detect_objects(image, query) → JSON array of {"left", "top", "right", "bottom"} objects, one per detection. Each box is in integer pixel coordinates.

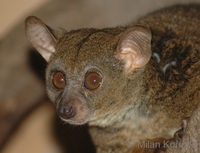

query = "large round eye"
[
  {"left": 84, "top": 72, "right": 102, "bottom": 90},
  {"left": 52, "top": 71, "right": 66, "bottom": 89}
]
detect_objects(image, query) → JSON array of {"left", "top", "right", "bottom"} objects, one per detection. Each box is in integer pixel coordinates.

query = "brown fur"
[
  {"left": 164, "top": 102, "right": 200, "bottom": 153},
  {"left": 25, "top": 4, "right": 200, "bottom": 153}
]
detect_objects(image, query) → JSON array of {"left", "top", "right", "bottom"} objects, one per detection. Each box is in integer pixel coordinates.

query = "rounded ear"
[
  {"left": 25, "top": 16, "right": 58, "bottom": 62},
  {"left": 116, "top": 25, "right": 152, "bottom": 74}
]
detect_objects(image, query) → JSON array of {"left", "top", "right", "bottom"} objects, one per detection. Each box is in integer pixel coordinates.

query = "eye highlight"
[
  {"left": 84, "top": 72, "right": 102, "bottom": 90},
  {"left": 52, "top": 71, "right": 66, "bottom": 89}
]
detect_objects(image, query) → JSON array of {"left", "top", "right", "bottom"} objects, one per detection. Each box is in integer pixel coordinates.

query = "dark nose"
[{"left": 57, "top": 104, "right": 75, "bottom": 119}]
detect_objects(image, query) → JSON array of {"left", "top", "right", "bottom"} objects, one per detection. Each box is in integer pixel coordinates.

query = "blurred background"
[
  {"left": 0, "top": 0, "right": 50, "bottom": 39},
  {"left": 0, "top": 0, "right": 199, "bottom": 153}
]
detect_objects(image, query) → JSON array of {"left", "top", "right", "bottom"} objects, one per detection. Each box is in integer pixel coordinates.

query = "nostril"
[
  {"left": 58, "top": 104, "right": 75, "bottom": 119},
  {"left": 63, "top": 105, "right": 72, "bottom": 114}
]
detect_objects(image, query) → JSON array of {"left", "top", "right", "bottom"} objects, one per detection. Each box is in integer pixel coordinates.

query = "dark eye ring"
[
  {"left": 52, "top": 71, "right": 66, "bottom": 89},
  {"left": 84, "top": 71, "right": 102, "bottom": 90}
]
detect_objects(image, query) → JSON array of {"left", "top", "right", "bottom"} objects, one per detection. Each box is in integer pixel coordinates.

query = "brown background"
[{"left": 0, "top": 0, "right": 50, "bottom": 39}]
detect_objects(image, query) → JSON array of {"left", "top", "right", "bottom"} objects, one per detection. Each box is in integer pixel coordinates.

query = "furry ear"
[
  {"left": 116, "top": 25, "right": 152, "bottom": 74},
  {"left": 25, "top": 16, "right": 58, "bottom": 62}
]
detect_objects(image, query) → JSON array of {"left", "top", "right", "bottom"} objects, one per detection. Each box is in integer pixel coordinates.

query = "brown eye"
[
  {"left": 52, "top": 71, "right": 66, "bottom": 89},
  {"left": 84, "top": 72, "right": 102, "bottom": 90}
]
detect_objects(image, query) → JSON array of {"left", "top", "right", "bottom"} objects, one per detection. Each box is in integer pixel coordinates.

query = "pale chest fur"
[{"left": 89, "top": 105, "right": 181, "bottom": 153}]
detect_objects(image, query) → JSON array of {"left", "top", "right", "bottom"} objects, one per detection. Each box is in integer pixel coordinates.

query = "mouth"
[
  {"left": 59, "top": 116, "right": 89, "bottom": 125},
  {"left": 58, "top": 112, "right": 94, "bottom": 125}
]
